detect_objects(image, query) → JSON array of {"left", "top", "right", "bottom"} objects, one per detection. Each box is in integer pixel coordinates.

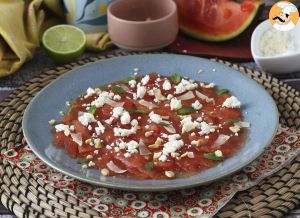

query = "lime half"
[{"left": 42, "top": 25, "right": 86, "bottom": 63}]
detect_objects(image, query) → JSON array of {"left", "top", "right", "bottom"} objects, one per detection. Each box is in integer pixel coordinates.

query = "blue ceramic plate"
[{"left": 23, "top": 54, "right": 278, "bottom": 191}]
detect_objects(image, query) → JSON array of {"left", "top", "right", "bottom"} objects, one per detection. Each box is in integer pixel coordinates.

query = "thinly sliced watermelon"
[{"left": 176, "top": 0, "right": 261, "bottom": 42}]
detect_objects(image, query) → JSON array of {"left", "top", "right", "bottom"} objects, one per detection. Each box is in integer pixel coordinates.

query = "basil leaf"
[
  {"left": 226, "top": 118, "right": 239, "bottom": 123},
  {"left": 203, "top": 153, "right": 224, "bottom": 161},
  {"left": 159, "top": 121, "right": 170, "bottom": 127},
  {"left": 76, "top": 158, "right": 87, "bottom": 164},
  {"left": 122, "top": 75, "right": 136, "bottom": 83},
  {"left": 177, "top": 106, "right": 196, "bottom": 115},
  {"left": 171, "top": 73, "right": 181, "bottom": 84},
  {"left": 112, "top": 85, "right": 127, "bottom": 94},
  {"left": 88, "top": 105, "right": 97, "bottom": 115},
  {"left": 126, "top": 109, "right": 149, "bottom": 114},
  {"left": 145, "top": 162, "right": 154, "bottom": 170},
  {"left": 217, "top": 89, "right": 229, "bottom": 95}
]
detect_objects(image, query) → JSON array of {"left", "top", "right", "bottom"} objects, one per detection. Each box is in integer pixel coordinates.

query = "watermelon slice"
[{"left": 175, "top": 0, "right": 261, "bottom": 42}]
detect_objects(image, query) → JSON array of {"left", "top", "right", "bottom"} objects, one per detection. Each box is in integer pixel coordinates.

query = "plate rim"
[{"left": 22, "top": 54, "right": 279, "bottom": 191}]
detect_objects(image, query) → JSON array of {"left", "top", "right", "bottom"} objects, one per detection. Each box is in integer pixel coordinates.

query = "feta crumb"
[
  {"left": 88, "top": 125, "right": 92, "bottom": 130},
  {"left": 199, "top": 121, "right": 215, "bottom": 135},
  {"left": 120, "top": 111, "right": 131, "bottom": 125},
  {"left": 222, "top": 96, "right": 241, "bottom": 108},
  {"left": 136, "top": 86, "right": 146, "bottom": 99},
  {"left": 71, "top": 133, "right": 82, "bottom": 146},
  {"left": 55, "top": 124, "right": 70, "bottom": 136},
  {"left": 167, "top": 94, "right": 174, "bottom": 100},
  {"left": 95, "top": 121, "right": 105, "bottom": 135},
  {"left": 170, "top": 98, "right": 182, "bottom": 111},
  {"left": 159, "top": 135, "right": 184, "bottom": 162},
  {"left": 215, "top": 150, "right": 223, "bottom": 157},
  {"left": 229, "top": 125, "right": 241, "bottom": 133},
  {"left": 78, "top": 112, "right": 97, "bottom": 126},
  {"left": 128, "top": 80, "right": 136, "bottom": 88},
  {"left": 192, "top": 100, "right": 203, "bottom": 110},
  {"left": 163, "top": 80, "right": 172, "bottom": 90},
  {"left": 85, "top": 87, "right": 96, "bottom": 98},
  {"left": 147, "top": 89, "right": 155, "bottom": 96},
  {"left": 141, "top": 75, "right": 150, "bottom": 85},
  {"left": 88, "top": 161, "right": 95, "bottom": 167},
  {"left": 180, "top": 116, "right": 199, "bottom": 133},
  {"left": 191, "top": 132, "right": 196, "bottom": 136},
  {"left": 174, "top": 79, "right": 198, "bottom": 94},
  {"left": 49, "top": 119, "right": 56, "bottom": 125},
  {"left": 113, "top": 95, "right": 121, "bottom": 100},
  {"left": 112, "top": 107, "right": 124, "bottom": 118},
  {"left": 149, "top": 112, "right": 162, "bottom": 124},
  {"left": 205, "top": 135, "right": 209, "bottom": 139}
]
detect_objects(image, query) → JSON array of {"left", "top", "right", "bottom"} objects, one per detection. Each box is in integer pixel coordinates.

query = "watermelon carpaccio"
[{"left": 175, "top": 0, "right": 261, "bottom": 41}]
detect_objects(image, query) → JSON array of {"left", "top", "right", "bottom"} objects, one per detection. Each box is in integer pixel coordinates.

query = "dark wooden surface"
[{"left": 0, "top": 49, "right": 299, "bottom": 217}]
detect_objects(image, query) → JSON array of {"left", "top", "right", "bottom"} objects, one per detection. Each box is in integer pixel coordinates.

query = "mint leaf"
[
  {"left": 171, "top": 73, "right": 181, "bottom": 84},
  {"left": 88, "top": 105, "right": 97, "bottom": 115},
  {"left": 217, "top": 89, "right": 229, "bottom": 95},
  {"left": 203, "top": 153, "right": 224, "bottom": 161},
  {"left": 112, "top": 85, "right": 127, "bottom": 94},
  {"left": 159, "top": 121, "right": 170, "bottom": 127},
  {"left": 76, "top": 158, "right": 87, "bottom": 164},
  {"left": 177, "top": 106, "right": 196, "bottom": 115},
  {"left": 126, "top": 109, "right": 149, "bottom": 114},
  {"left": 122, "top": 75, "right": 136, "bottom": 83},
  {"left": 226, "top": 118, "right": 239, "bottom": 123},
  {"left": 145, "top": 162, "right": 154, "bottom": 170}
]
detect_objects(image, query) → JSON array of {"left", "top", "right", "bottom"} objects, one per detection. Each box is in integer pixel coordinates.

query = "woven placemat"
[{"left": 0, "top": 51, "right": 299, "bottom": 218}]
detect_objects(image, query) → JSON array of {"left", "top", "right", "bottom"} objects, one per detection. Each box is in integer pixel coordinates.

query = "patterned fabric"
[{"left": 2, "top": 125, "right": 300, "bottom": 217}]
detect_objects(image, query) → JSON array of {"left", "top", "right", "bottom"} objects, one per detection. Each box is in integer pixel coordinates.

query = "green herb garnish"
[
  {"left": 159, "top": 121, "right": 170, "bottom": 127},
  {"left": 145, "top": 162, "right": 154, "bottom": 170},
  {"left": 171, "top": 73, "right": 181, "bottom": 84},
  {"left": 122, "top": 75, "right": 136, "bottom": 83},
  {"left": 203, "top": 153, "right": 224, "bottom": 161},
  {"left": 126, "top": 109, "right": 149, "bottom": 114},
  {"left": 177, "top": 106, "right": 196, "bottom": 115},
  {"left": 88, "top": 105, "right": 97, "bottom": 115},
  {"left": 217, "top": 89, "right": 229, "bottom": 95},
  {"left": 226, "top": 118, "right": 239, "bottom": 123},
  {"left": 76, "top": 158, "right": 87, "bottom": 164},
  {"left": 112, "top": 85, "right": 127, "bottom": 94}
]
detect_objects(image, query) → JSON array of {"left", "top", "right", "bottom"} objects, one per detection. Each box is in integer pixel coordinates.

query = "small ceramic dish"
[
  {"left": 251, "top": 20, "right": 300, "bottom": 74},
  {"left": 107, "top": 0, "right": 178, "bottom": 51}
]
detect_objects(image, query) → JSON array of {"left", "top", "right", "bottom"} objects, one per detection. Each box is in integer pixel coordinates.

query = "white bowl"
[{"left": 251, "top": 20, "right": 300, "bottom": 74}]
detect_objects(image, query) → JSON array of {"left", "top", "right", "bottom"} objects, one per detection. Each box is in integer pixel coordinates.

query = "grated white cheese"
[
  {"left": 199, "top": 121, "right": 215, "bottom": 135},
  {"left": 120, "top": 111, "right": 131, "bottom": 125},
  {"left": 136, "top": 85, "right": 146, "bottom": 99},
  {"left": 222, "top": 96, "right": 241, "bottom": 108},
  {"left": 180, "top": 116, "right": 199, "bottom": 133}
]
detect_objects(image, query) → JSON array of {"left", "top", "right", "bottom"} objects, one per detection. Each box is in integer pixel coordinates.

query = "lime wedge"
[{"left": 42, "top": 25, "right": 86, "bottom": 63}]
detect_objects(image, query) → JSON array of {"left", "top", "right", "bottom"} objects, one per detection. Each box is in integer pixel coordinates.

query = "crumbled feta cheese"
[
  {"left": 88, "top": 125, "right": 92, "bottom": 130},
  {"left": 95, "top": 121, "right": 105, "bottom": 135},
  {"left": 192, "top": 100, "right": 203, "bottom": 110},
  {"left": 85, "top": 87, "right": 96, "bottom": 98},
  {"left": 91, "top": 91, "right": 112, "bottom": 108},
  {"left": 88, "top": 161, "right": 95, "bottom": 167},
  {"left": 154, "top": 89, "right": 166, "bottom": 102},
  {"left": 48, "top": 119, "right": 56, "bottom": 125},
  {"left": 149, "top": 112, "right": 162, "bottom": 124},
  {"left": 170, "top": 98, "right": 182, "bottom": 111},
  {"left": 118, "top": 140, "right": 139, "bottom": 156},
  {"left": 106, "top": 145, "right": 112, "bottom": 150},
  {"left": 167, "top": 94, "right": 174, "bottom": 100},
  {"left": 159, "top": 136, "right": 184, "bottom": 162},
  {"left": 191, "top": 132, "right": 196, "bottom": 136},
  {"left": 55, "top": 124, "right": 70, "bottom": 136},
  {"left": 78, "top": 112, "right": 97, "bottom": 126},
  {"left": 191, "top": 140, "right": 199, "bottom": 146},
  {"left": 199, "top": 121, "right": 215, "bottom": 135},
  {"left": 120, "top": 111, "right": 131, "bottom": 125},
  {"left": 229, "top": 125, "right": 241, "bottom": 133},
  {"left": 71, "top": 133, "right": 82, "bottom": 146},
  {"left": 141, "top": 75, "right": 150, "bottom": 85},
  {"left": 222, "top": 96, "right": 241, "bottom": 108},
  {"left": 200, "top": 83, "right": 215, "bottom": 88},
  {"left": 147, "top": 89, "right": 155, "bottom": 96},
  {"left": 215, "top": 150, "right": 223, "bottom": 157},
  {"left": 168, "top": 134, "right": 181, "bottom": 141},
  {"left": 174, "top": 79, "right": 198, "bottom": 94},
  {"left": 113, "top": 95, "right": 121, "bottom": 100},
  {"left": 205, "top": 135, "right": 209, "bottom": 139},
  {"left": 136, "top": 86, "right": 146, "bottom": 99},
  {"left": 180, "top": 116, "right": 199, "bottom": 133},
  {"left": 105, "top": 117, "right": 113, "bottom": 125},
  {"left": 113, "top": 120, "right": 139, "bottom": 137},
  {"left": 163, "top": 80, "right": 171, "bottom": 90},
  {"left": 128, "top": 80, "right": 136, "bottom": 88},
  {"left": 112, "top": 107, "right": 124, "bottom": 118}
]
